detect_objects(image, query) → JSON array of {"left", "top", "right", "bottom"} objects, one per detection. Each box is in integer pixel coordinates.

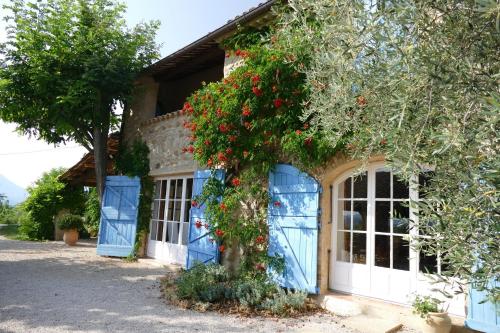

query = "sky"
[{"left": 0, "top": 0, "right": 263, "bottom": 189}]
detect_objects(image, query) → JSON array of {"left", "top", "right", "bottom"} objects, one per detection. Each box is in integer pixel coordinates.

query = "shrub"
[
  {"left": 175, "top": 263, "right": 230, "bottom": 302},
  {"left": 57, "top": 214, "right": 84, "bottom": 230},
  {"left": 261, "top": 288, "right": 307, "bottom": 315},
  {"left": 233, "top": 279, "right": 274, "bottom": 308},
  {"left": 83, "top": 188, "right": 100, "bottom": 237},
  {"left": 168, "top": 263, "right": 311, "bottom": 316},
  {"left": 21, "top": 168, "right": 85, "bottom": 240}
]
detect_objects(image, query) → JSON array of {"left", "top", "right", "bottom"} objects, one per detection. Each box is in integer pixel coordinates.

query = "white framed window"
[
  {"left": 150, "top": 176, "right": 193, "bottom": 246},
  {"left": 333, "top": 164, "right": 442, "bottom": 274}
]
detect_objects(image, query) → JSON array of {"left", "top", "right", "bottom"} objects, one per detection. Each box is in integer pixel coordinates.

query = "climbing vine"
[{"left": 183, "top": 32, "right": 341, "bottom": 274}]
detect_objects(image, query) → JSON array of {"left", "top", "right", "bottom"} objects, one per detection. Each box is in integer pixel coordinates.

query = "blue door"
[
  {"left": 186, "top": 169, "right": 225, "bottom": 269},
  {"left": 268, "top": 164, "right": 320, "bottom": 293},
  {"left": 97, "top": 176, "right": 141, "bottom": 257}
]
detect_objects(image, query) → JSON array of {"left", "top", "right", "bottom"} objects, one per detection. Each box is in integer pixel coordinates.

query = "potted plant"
[
  {"left": 412, "top": 295, "right": 452, "bottom": 333},
  {"left": 57, "top": 214, "right": 83, "bottom": 246}
]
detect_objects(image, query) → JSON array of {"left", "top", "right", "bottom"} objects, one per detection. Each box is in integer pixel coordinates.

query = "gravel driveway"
[{"left": 0, "top": 236, "right": 357, "bottom": 333}]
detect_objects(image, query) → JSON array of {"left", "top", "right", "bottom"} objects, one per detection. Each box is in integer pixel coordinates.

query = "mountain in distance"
[{"left": 0, "top": 175, "right": 28, "bottom": 205}]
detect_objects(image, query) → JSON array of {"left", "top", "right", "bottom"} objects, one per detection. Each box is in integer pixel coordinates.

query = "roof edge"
[{"left": 144, "top": 0, "right": 276, "bottom": 76}]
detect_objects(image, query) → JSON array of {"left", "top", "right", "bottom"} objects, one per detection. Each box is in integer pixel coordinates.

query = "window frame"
[{"left": 150, "top": 175, "right": 194, "bottom": 247}]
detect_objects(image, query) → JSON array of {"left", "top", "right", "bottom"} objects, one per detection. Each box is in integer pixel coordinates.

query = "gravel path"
[{"left": 0, "top": 236, "right": 358, "bottom": 333}]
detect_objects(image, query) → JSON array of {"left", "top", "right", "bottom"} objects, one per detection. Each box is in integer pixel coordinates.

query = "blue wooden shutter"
[
  {"left": 466, "top": 280, "right": 500, "bottom": 332},
  {"left": 268, "top": 164, "right": 320, "bottom": 294},
  {"left": 97, "top": 176, "right": 141, "bottom": 257},
  {"left": 186, "top": 169, "right": 225, "bottom": 269}
]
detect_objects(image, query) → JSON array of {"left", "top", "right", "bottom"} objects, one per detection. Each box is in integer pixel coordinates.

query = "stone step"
[{"left": 316, "top": 292, "right": 475, "bottom": 333}]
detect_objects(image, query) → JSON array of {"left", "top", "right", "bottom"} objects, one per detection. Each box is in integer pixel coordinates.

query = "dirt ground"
[{"left": 0, "top": 236, "right": 360, "bottom": 333}]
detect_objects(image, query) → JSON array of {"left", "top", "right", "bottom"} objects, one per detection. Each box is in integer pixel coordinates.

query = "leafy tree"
[
  {"left": 277, "top": 0, "right": 499, "bottom": 297},
  {"left": 0, "top": 0, "right": 160, "bottom": 199},
  {"left": 20, "top": 168, "right": 85, "bottom": 240}
]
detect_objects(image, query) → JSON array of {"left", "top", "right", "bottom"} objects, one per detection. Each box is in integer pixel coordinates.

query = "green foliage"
[
  {"left": 173, "top": 263, "right": 308, "bottom": 316},
  {"left": 115, "top": 140, "right": 151, "bottom": 178},
  {"left": 185, "top": 28, "right": 341, "bottom": 274},
  {"left": 83, "top": 188, "right": 100, "bottom": 237},
  {"left": 0, "top": 198, "right": 26, "bottom": 225},
  {"left": 56, "top": 214, "right": 84, "bottom": 230},
  {"left": 261, "top": 288, "right": 308, "bottom": 315},
  {"left": 0, "top": 0, "right": 160, "bottom": 197},
  {"left": 412, "top": 295, "right": 442, "bottom": 318},
  {"left": 176, "top": 263, "right": 230, "bottom": 302},
  {"left": 114, "top": 139, "right": 153, "bottom": 257},
  {"left": 0, "top": 224, "right": 20, "bottom": 239},
  {"left": 20, "top": 168, "right": 85, "bottom": 240},
  {"left": 232, "top": 279, "right": 275, "bottom": 308},
  {"left": 220, "top": 26, "right": 270, "bottom": 51},
  {"left": 278, "top": 0, "right": 500, "bottom": 298}
]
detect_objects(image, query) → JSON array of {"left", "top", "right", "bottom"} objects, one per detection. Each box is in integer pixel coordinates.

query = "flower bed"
[{"left": 160, "top": 264, "right": 322, "bottom": 317}]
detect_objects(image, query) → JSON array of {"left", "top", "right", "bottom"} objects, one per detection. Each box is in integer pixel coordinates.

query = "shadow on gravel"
[{"left": 0, "top": 238, "right": 254, "bottom": 333}]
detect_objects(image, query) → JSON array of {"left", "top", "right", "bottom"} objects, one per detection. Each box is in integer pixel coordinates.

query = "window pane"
[
  {"left": 174, "top": 202, "right": 181, "bottom": 221},
  {"left": 154, "top": 181, "right": 161, "bottom": 198},
  {"left": 165, "top": 222, "right": 171, "bottom": 242},
  {"left": 171, "top": 222, "right": 180, "bottom": 244},
  {"left": 150, "top": 220, "right": 157, "bottom": 241},
  {"left": 375, "top": 201, "right": 390, "bottom": 232},
  {"left": 336, "top": 232, "right": 350, "bottom": 262},
  {"left": 169, "top": 180, "right": 175, "bottom": 199},
  {"left": 393, "top": 175, "right": 409, "bottom": 199},
  {"left": 339, "top": 178, "right": 351, "bottom": 199},
  {"left": 182, "top": 222, "right": 189, "bottom": 245},
  {"left": 352, "top": 201, "right": 367, "bottom": 231},
  {"left": 375, "top": 235, "right": 390, "bottom": 268},
  {"left": 159, "top": 200, "right": 166, "bottom": 220},
  {"left": 376, "top": 170, "right": 391, "bottom": 198},
  {"left": 352, "top": 233, "right": 366, "bottom": 264},
  {"left": 160, "top": 180, "right": 167, "bottom": 199},
  {"left": 167, "top": 200, "right": 174, "bottom": 220},
  {"left": 184, "top": 201, "right": 191, "bottom": 223},
  {"left": 176, "top": 179, "right": 184, "bottom": 199},
  {"left": 393, "top": 201, "right": 410, "bottom": 234},
  {"left": 152, "top": 200, "right": 159, "bottom": 219},
  {"left": 338, "top": 200, "right": 351, "bottom": 230},
  {"left": 419, "top": 245, "right": 438, "bottom": 274},
  {"left": 186, "top": 178, "right": 193, "bottom": 199},
  {"left": 393, "top": 236, "right": 409, "bottom": 271},
  {"left": 353, "top": 173, "right": 367, "bottom": 198},
  {"left": 157, "top": 221, "right": 164, "bottom": 242}
]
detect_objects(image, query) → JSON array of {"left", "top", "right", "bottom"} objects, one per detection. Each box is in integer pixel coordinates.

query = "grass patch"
[{"left": 0, "top": 224, "right": 21, "bottom": 239}]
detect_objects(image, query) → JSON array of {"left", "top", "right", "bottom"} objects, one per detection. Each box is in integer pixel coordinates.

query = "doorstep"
[
  {"left": 137, "top": 256, "right": 182, "bottom": 271},
  {"left": 314, "top": 292, "right": 477, "bottom": 333}
]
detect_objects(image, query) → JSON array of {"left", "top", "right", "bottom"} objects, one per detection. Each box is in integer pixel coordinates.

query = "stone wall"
[
  {"left": 122, "top": 75, "right": 159, "bottom": 145},
  {"left": 121, "top": 51, "right": 239, "bottom": 177},
  {"left": 139, "top": 111, "right": 197, "bottom": 177}
]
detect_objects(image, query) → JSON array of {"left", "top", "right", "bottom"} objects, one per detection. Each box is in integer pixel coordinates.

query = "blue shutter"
[
  {"left": 97, "top": 176, "right": 141, "bottom": 257},
  {"left": 466, "top": 280, "right": 500, "bottom": 332},
  {"left": 268, "top": 164, "right": 320, "bottom": 294},
  {"left": 186, "top": 169, "right": 225, "bottom": 269}
]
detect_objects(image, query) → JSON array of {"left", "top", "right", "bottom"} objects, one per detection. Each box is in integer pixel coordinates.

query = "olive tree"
[{"left": 277, "top": 0, "right": 499, "bottom": 298}]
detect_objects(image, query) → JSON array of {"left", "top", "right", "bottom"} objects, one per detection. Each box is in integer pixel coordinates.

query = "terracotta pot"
[
  {"left": 420, "top": 312, "right": 452, "bottom": 333},
  {"left": 63, "top": 229, "right": 79, "bottom": 246}
]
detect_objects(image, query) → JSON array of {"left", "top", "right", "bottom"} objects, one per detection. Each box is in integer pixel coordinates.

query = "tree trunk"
[
  {"left": 93, "top": 126, "right": 108, "bottom": 202},
  {"left": 93, "top": 98, "right": 111, "bottom": 203}
]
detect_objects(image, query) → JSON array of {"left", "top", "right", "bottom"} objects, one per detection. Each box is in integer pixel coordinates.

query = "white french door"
[
  {"left": 147, "top": 175, "right": 194, "bottom": 266},
  {"left": 331, "top": 163, "right": 414, "bottom": 304}
]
